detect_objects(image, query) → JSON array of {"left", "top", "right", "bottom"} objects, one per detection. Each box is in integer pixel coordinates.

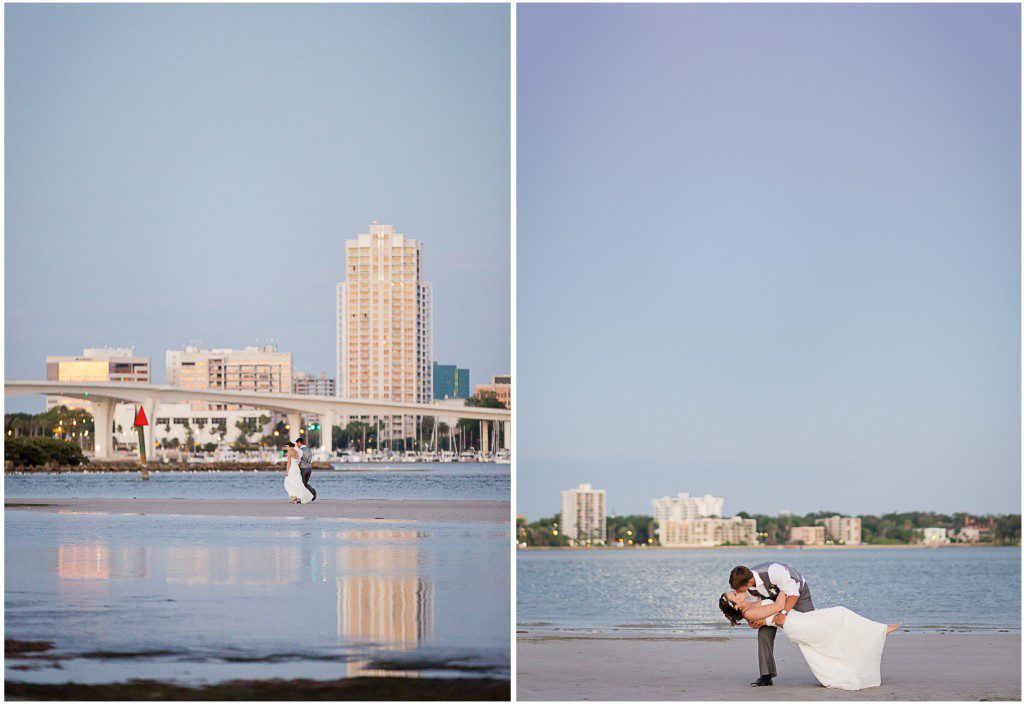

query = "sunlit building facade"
[
  {"left": 560, "top": 483, "right": 606, "bottom": 545},
  {"left": 652, "top": 492, "right": 725, "bottom": 526},
  {"left": 814, "top": 515, "right": 862, "bottom": 545},
  {"left": 474, "top": 374, "right": 510, "bottom": 408},
  {"left": 658, "top": 517, "right": 757, "bottom": 547},
  {"left": 336, "top": 223, "right": 433, "bottom": 440},
  {"left": 45, "top": 347, "right": 150, "bottom": 412}
]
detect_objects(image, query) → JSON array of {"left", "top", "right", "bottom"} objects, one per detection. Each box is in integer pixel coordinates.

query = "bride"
[
  {"left": 719, "top": 591, "right": 900, "bottom": 690},
  {"left": 283, "top": 442, "right": 313, "bottom": 504}
]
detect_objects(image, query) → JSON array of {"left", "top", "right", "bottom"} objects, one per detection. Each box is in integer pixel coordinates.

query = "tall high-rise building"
[
  {"left": 651, "top": 492, "right": 725, "bottom": 526},
  {"left": 560, "top": 483, "right": 607, "bottom": 545},
  {"left": 336, "top": 223, "right": 433, "bottom": 440},
  {"left": 45, "top": 348, "right": 150, "bottom": 411},
  {"left": 433, "top": 362, "right": 470, "bottom": 400}
]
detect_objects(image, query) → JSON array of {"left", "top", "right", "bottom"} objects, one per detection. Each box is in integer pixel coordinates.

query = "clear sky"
[
  {"left": 518, "top": 4, "right": 1020, "bottom": 518},
  {"left": 5, "top": 3, "right": 510, "bottom": 412}
]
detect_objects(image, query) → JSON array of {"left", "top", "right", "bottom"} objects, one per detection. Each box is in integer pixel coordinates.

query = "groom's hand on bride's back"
[{"left": 748, "top": 618, "right": 765, "bottom": 629}]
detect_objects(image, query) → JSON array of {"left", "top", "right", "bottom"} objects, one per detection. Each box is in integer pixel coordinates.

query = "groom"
[
  {"left": 294, "top": 437, "right": 317, "bottom": 502},
  {"left": 729, "top": 562, "right": 814, "bottom": 687}
]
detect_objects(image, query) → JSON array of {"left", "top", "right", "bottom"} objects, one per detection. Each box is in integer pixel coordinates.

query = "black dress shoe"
[{"left": 750, "top": 676, "right": 774, "bottom": 687}]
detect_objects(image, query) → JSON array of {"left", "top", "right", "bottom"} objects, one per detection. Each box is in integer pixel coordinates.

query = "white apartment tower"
[
  {"left": 336, "top": 223, "right": 433, "bottom": 440},
  {"left": 652, "top": 492, "right": 725, "bottom": 526},
  {"left": 560, "top": 483, "right": 607, "bottom": 545}
]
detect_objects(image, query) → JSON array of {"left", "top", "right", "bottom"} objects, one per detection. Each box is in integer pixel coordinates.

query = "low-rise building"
[
  {"left": 956, "top": 519, "right": 995, "bottom": 543},
  {"left": 45, "top": 348, "right": 151, "bottom": 412},
  {"left": 815, "top": 515, "right": 862, "bottom": 545},
  {"left": 658, "top": 517, "right": 757, "bottom": 547},
  {"left": 790, "top": 525, "right": 826, "bottom": 545},
  {"left": 433, "top": 363, "right": 471, "bottom": 400},
  {"left": 112, "top": 403, "right": 275, "bottom": 450},
  {"left": 560, "top": 483, "right": 606, "bottom": 545},
  {"left": 475, "top": 375, "right": 510, "bottom": 409},
  {"left": 921, "top": 527, "right": 949, "bottom": 544},
  {"left": 293, "top": 371, "right": 336, "bottom": 397}
]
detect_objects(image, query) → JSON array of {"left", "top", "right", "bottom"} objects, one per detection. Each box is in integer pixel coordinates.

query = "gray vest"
[
  {"left": 298, "top": 445, "right": 313, "bottom": 469},
  {"left": 749, "top": 562, "right": 804, "bottom": 599}
]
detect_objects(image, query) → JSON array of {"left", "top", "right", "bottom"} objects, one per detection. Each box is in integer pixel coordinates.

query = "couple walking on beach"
[
  {"left": 283, "top": 438, "right": 317, "bottom": 504},
  {"left": 719, "top": 562, "right": 900, "bottom": 691}
]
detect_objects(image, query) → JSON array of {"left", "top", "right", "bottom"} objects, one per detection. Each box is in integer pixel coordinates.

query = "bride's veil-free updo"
[{"left": 719, "top": 592, "right": 744, "bottom": 626}]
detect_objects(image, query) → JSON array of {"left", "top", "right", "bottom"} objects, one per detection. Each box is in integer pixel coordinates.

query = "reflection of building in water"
[
  {"left": 58, "top": 545, "right": 110, "bottom": 580},
  {"left": 165, "top": 546, "right": 300, "bottom": 586},
  {"left": 338, "top": 543, "right": 434, "bottom": 677},
  {"left": 58, "top": 545, "right": 149, "bottom": 580}
]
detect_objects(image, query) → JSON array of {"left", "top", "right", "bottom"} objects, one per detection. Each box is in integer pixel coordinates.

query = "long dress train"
[{"left": 763, "top": 601, "right": 888, "bottom": 690}]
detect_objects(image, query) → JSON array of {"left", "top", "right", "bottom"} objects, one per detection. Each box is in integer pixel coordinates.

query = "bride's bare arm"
[{"left": 742, "top": 594, "right": 787, "bottom": 622}]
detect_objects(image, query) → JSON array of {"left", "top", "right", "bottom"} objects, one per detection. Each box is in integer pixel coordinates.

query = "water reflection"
[
  {"left": 338, "top": 543, "right": 433, "bottom": 677},
  {"left": 10, "top": 511, "right": 506, "bottom": 686},
  {"left": 58, "top": 545, "right": 148, "bottom": 580}
]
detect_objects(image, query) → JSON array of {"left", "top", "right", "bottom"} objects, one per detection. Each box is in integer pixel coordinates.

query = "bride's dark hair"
[{"left": 719, "top": 592, "right": 744, "bottom": 626}]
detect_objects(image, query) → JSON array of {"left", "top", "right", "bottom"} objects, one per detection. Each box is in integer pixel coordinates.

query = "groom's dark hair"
[{"left": 729, "top": 566, "right": 753, "bottom": 590}]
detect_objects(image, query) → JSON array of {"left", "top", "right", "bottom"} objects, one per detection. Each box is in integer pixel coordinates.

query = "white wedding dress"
[
  {"left": 284, "top": 454, "right": 313, "bottom": 503},
  {"left": 762, "top": 600, "right": 888, "bottom": 690}
]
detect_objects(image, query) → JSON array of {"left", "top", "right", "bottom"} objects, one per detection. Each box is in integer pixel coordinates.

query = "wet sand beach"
[
  {"left": 4, "top": 676, "right": 510, "bottom": 700},
  {"left": 5, "top": 497, "right": 509, "bottom": 523},
  {"left": 517, "top": 631, "right": 1021, "bottom": 700}
]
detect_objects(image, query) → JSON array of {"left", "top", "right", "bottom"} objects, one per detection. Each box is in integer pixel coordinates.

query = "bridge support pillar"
[
  {"left": 320, "top": 410, "right": 337, "bottom": 454},
  {"left": 480, "top": 420, "right": 489, "bottom": 455},
  {"left": 142, "top": 397, "right": 159, "bottom": 462},
  {"left": 91, "top": 397, "right": 115, "bottom": 460},
  {"left": 286, "top": 412, "right": 301, "bottom": 442},
  {"left": 501, "top": 421, "right": 509, "bottom": 450}
]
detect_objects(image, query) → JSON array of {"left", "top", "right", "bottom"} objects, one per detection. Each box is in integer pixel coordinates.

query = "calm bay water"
[
  {"left": 6, "top": 509, "right": 509, "bottom": 684},
  {"left": 517, "top": 547, "right": 1020, "bottom": 633},
  {"left": 4, "top": 463, "right": 508, "bottom": 501}
]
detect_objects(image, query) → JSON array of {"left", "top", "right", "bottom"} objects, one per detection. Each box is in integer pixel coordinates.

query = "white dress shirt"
[{"left": 747, "top": 563, "right": 802, "bottom": 601}]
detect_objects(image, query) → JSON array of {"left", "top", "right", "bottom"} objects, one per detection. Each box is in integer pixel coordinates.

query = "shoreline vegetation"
[{"left": 518, "top": 511, "right": 1022, "bottom": 548}]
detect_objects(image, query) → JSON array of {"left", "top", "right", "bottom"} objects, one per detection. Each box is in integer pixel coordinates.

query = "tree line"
[{"left": 518, "top": 511, "right": 1022, "bottom": 547}]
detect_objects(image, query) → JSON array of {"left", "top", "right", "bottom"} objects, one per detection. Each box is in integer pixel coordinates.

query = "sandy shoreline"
[
  {"left": 517, "top": 631, "right": 1021, "bottom": 700},
  {"left": 5, "top": 497, "right": 509, "bottom": 523}
]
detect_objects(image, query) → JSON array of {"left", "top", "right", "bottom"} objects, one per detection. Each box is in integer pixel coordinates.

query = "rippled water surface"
[
  {"left": 6, "top": 510, "right": 509, "bottom": 684},
  {"left": 5, "top": 463, "right": 508, "bottom": 501},
  {"left": 517, "top": 547, "right": 1020, "bottom": 633}
]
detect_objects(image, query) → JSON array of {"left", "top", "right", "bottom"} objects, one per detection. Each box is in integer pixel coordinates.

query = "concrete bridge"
[{"left": 5, "top": 380, "right": 510, "bottom": 460}]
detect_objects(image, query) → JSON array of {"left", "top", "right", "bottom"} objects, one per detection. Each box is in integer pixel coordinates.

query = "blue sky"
[
  {"left": 517, "top": 4, "right": 1020, "bottom": 518},
  {"left": 5, "top": 4, "right": 510, "bottom": 412}
]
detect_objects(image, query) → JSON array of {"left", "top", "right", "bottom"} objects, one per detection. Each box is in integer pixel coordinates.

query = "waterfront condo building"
[
  {"left": 474, "top": 374, "right": 511, "bottom": 408},
  {"left": 814, "top": 515, "right": 863, "bottom": 545},
  {"left": 560, "top": 483, "right": 607, "bottom": 545},
  {"left": 336, "top": 223, "right": 432, "bottom": 441},
  {"left": 433, "top": 362, "right": 470, "bottom": 400},
  {"left": 166, "top": 343, "right": 292, "bottom": 411},
  {"left": 652, "top": 492, "right": 725, "bottom": 527},
  {"left": 658, "top": 516, "right": 757, "bottom": 547},
  {"left": 45, "top": 347, "right": 150, "bottom": 411},
  {"left": 293, "top": 371, "right": 336, "bottom": 397},
  {"left": 790, "top": 525, "right": 826, "bottom": 545}
]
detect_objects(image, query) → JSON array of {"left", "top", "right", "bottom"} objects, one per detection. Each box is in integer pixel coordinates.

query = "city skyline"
[
  {"left": 5, "top": 4, "right": 510, "bottom": 413},
  {"left": 518, "top": 4, "right": 1020, "bottom": 517}
]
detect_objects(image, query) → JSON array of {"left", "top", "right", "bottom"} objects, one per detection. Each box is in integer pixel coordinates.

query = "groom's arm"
[{"left": 768, "top": 564, "right": 802, "bottom": 627}]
